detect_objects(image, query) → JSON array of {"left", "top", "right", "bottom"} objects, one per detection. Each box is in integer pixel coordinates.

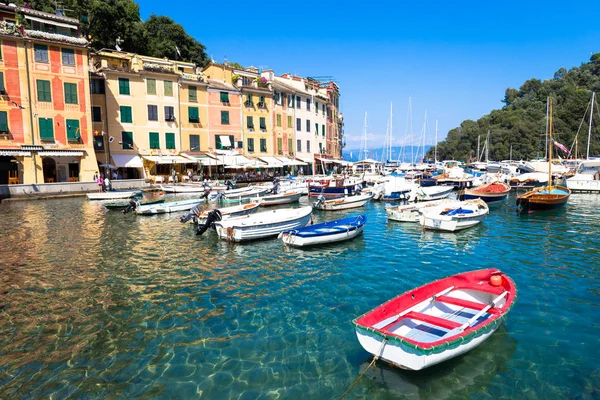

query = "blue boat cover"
[
  {"left": 283, "top": 215, "right": 366, "bottom": 238},
  {"left": 445, "top": 208, "right": 474, "bottom": 216}
]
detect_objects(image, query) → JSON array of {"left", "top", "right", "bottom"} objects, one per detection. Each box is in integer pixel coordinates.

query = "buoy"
[
  {"left": 159, "top": 192, "right": 163, "bottom": 196},
  {"left": 490, "top": 274, "right": 502, "bottom": 287}
]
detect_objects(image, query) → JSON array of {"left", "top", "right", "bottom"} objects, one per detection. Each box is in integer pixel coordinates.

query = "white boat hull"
[
  {"left": 387, "top": 199, "right": 462, "bottom": 223},
  {"left": 260, "top": 192, "right": 302, "bottom": 206},
  {"left": 419, "top": 200, "right": 488, "bottom": 232},
  {"left": 314, "top": 193, "right": 373, "bottom": 211},
  {"left": 565, "top": 177, "right": 600, "bottom": 192},
  {"left": 86, "top": 191, "right": 141, "bottom": 200},
  {"left": 280, "top": 224, "right": 364, "bottom": 247},
  {"left": 136, "top": 199, "right": 204, "bottom": 215},
  {"left": 195, "top": 203, "right": 260, "bottom": 224}
]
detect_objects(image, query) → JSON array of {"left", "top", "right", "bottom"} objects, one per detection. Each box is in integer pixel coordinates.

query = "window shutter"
[
  {"left": 260, "top": 117, "right": 266, "bottom": 129},
  {"left": 118, "top": 78, "right": 130, "bottom": 95},
  {"left": 0, "top": 72, "right": 4, "bottom": 93},
  {"left": 122, "top": 131, "right": 133, "bottom": 149},
  {"left": 248, "top": 138, "right": 254, "bottom": 152},
  {"left": 120, "top": 106, "right": 132, "bottom": 123},
  {"left": 288, "top": 138, "right": 292, "bottom": 152},
  {"left": 0, "top": 111, "right": 8, "bottom": 132},
  {"left": 221, "top": 111, "right": 229, "bottom": 124},
  {"left": 216, "top": 135, "right": 222, "bottom": 149},
  {"left": 188, "top": 107, "right": 199, "bottom": 122},
  {"left": 64, "top": 83, "right": 78, "bottom": 104},
  {"left": 164, "top": 81, "right": 173, "bottom": 96},
  {"left": 322, "top": 125, "right": 325, "bottom": 136},
  {"left": 149, "top": 132, "right": 160, "bottom": 149},
  {"left": 39, "top": 117, "right": 54, "bottom": 140},
  {"left": 166, "top": 132, "right": 175, "bottom": 149},
  {"left": 189, "top": 86, "right": 197, "bottom": 101},
  {"left": 190, "top": 134, "right": 200, "bottom": 151},
  {"left": 66, "top": 119, "right": 80, "bottom": 141},
  {"left": 220, "top": 92, "right": 229, "bottom": 103},
  {"left": 277, "top": 114, "right": 281, "bottom": 127},
  {"left": 147, "top": 79, "right": 156, "bottom": 95},
  {"left": 260, "top": 138, "right": 267, "bottom": 152},
  {"left": 247, "top": 116, "right": 254, "bottom": 129}
]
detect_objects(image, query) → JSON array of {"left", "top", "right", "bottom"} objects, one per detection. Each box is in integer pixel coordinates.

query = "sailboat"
[{"left": 516, "top": 98, "right": 571, "bottom": 212}]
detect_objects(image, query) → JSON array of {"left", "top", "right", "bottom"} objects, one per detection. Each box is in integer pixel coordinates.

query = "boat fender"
[{"left": 490, "top": 274, "right": 503, "bottom": 287}]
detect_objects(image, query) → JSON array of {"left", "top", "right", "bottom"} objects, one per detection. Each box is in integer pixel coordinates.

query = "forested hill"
[{"left": 429, "top": 54, "right": 600, "bottom": 162}]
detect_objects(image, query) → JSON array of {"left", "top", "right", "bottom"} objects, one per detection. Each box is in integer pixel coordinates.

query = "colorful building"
[
  {"left": 0, "top": 5, "right": 98, "bottom": 184},
  {"left": 269, "top": 73, "right": 296, "bottom": 158}
]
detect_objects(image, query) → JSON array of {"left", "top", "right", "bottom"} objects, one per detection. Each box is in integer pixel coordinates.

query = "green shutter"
[
  {"left": 0, "top": 72, "right": 4, "bottom": 93},
  {"left": 277, "top": 137, "right": 282, "bottom": 153},
  {"left": 287, "top": 116, "right": 292, "bottom": 128},
  {"left": 0, "top": 111, "right": 7, "bottom": 132},
  {"left": 247, "top": 116, "right": 254, "bottom": 129},
  {"left": 64, "top": 82, "right": 78, "bottom": 104},
  {"left": 248, "top": 138, "right": 254, "bottom": 152},
  {"left": 39, "top": 117, "right": 54, "bottom": 140},
  {"left": 260, "top": 138, "right": 267, "bottom": 152},
  {"left": 288, "top": 138, "right": 292, "bottom": 152},
  {"left": 149, "top": 132, "right": 160, "bottom": 149},
  {"left": 164, "top": 81, "right": 173, "bottom": 96},
  {"left": 66, "top": 119, "right": 80, "bottom": 141},
  {"left": 188, "top": 107, "right": 199, "bottom": 122},
  {"left": 122, "top": 131, "right": 133, "bottom": 149},
  {"left": 36, "top": 80, "right": 51, "bottom": 102},
  {"left": 260, "top": 117, "right": 266, "bottom": 129},
  {"left": 221, "top": 111, "right": 229, "bottom": 125},
  {"left": 220, "top": 92, "right": 229, "bottom": 103},
  {"left": 315, "top": 123, "right": 318, "bottom": 135},
  {"left": 216, "top": 135, "right": 222, "bottom": 149},
  {"left": 146, "top": 78, "right": 156, "bottom": 95},
  {"left": 322, "top": 125, "right": 325, "bottom": 136},
  {"left": 277, "top": 114, "right": 281, "bottom": 127},
  {"left": 189, "top": 86, "right": 197, "bottom": 101},
  {"left": 166, "top": 132, "right": 175, "bottom": 149},
  {"left": 118, "top": 78, "right": 130, "bottom": 95},
  {"left": 120, "top": 106, "right": 132, "bottom": 123}
]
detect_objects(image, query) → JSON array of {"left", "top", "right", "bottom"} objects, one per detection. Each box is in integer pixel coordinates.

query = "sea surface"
[{"left": 0, "top": 192, "right": 598, "bottom": 399}]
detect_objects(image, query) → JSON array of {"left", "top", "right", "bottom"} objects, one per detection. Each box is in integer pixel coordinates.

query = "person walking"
[
  {"left": 97, "top": 174, "right": 104, "bottom": 192},
  {"left": 104, "top": 176, "right": 111, "bottom": 192}
]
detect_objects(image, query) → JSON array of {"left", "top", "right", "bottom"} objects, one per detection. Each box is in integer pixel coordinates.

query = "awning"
[
  {"left": 38, "top": 150, "right": 84, "bottom": 156},
  {"left": 258, "top": 156, "right": 284, "bottom": 168},
  {"left": 25, "top": 15, "right": 78, "bottom": 30},
  {"left": 220, "top": 135, "right": 232, "bottom": 147},
  {"left": 316, "top": 157, "right": 335, "bottom": 164},
  {"left": 0, "top": 150, "right": 31, "bottom": 156},
  {"left": 276, "top": 157, "right": 307, "bottom": 166},
  {"left": 196, "top": 156, "right": 224, "bottom": 166},
  {"left": 112, "top": 154, "right": 143, "bottom": 168},
  {"left": 224, "top": 160, "right": 266, "bottom": 169},
  {"left": 296, "top": 156, "right": 314, "bottom": 164},
  {"left": 220, "top": 155, "right": 255, "bottom": 167},
  {"left": 142, "top": 155, "right": 198, "bottom": 164}
]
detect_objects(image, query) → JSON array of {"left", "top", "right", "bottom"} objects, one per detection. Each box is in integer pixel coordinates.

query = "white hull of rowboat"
[
  {"left": 136, "top": 199, "right": 205, "bottom": 215},
  {"left": 260, "top": 192, "right": 302, "bottom": 206},
  {"left": 86, "top": 190, "right": 141, "bottom": 200},
  {"left": 314, "top": 193, "right": 373, "bottom": 211}
]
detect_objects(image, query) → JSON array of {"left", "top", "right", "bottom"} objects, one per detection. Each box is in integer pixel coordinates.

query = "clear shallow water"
[{"left": 0, "top": 193, "right": 598, "bottom": 399}]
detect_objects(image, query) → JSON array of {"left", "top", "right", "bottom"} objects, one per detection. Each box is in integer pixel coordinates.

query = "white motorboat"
[
  {"left": 407, "top": 186, "right": 454, "bottom": 202},
  {"left": 419, "top": 199, "right": 489, "bottom": 232},
  {"left": 161, "top": 185, "right": 209, "bottom": 193},
  {"left": 192, "top": 203, "right": 260, "bottom": 224},
  {"left": 313, "top": 192, "right": 373, "bottom": 211},
  {"left": 220, "top": 187, "right": 270, "bottom": 202},
  {"left": 260, "top": 191, "right": 302, "bottom": 206},
  {"left": 279, "top": 215, "right": 366, "bottom": 247},
  {"left": 386, "top": 199, "right": 462, "bottom": 223},
  {"left": 136, "top": 198, "right": 205, "bottom": 215},
  {"left": 214, "top": 206, "right": 313, "bottom": 242},
  {"left": 86, "top": 190, "right": 142, "bottom": 200},
  {"left": 566, "top": 159, "right": 600, "bottom": 192}
]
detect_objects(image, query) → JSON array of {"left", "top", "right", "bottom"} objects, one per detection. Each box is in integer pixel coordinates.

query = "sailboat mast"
[
  {"left": 477, "top": 135, "right": 480, "bottom": 162},
  {"left": 486, "top": 130, "right": 490, "bottom": 162},
  {"left": 435, "top": 119, "right": 438, "bottom": 162},
  {"left": 587, "top": 92, "right": 595, "bottom": 159},
  {"left": 409, "top": 97, "right": 414, "bottom": 164},
  {"left": 548, "top": 98, "right": 553, "bottom": 185},
  {"left": 545, "top": 97, "right": 549, "bottom": 160},
  {"left": 389, "top": 103, "right": 393, "bottom": 162}
]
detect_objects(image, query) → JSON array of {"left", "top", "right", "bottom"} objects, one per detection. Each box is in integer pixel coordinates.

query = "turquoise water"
[{"left": 0, "top": 193, "right": 598, "bottom": 399}]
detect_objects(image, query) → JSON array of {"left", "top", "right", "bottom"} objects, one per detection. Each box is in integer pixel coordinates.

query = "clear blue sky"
[{"left": 140, "top": 0, "right": 600, "bottom": 153}]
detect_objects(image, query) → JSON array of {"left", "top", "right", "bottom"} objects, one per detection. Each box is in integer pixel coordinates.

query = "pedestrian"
[
  {"left": 117, "top": 172, "right": 122, "bottom": 180},
  {"left": 188, "top": 170, "right": 192, "bottom": 181},
  {"left": 97, "top": 174, "right": 104, "bottom": 192},
  {"left": 104, "top": 176, "right": 111, "bottom": 191},
  {"left": 112, "top": 170, "right": 118, "bottom": 180}
]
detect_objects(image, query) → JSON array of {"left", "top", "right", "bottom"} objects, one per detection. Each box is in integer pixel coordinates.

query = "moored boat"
[
  {"left": 279, "top": 215, "right": 366, "bottom": 247},
  {"left": 463, "top": 181, "right": 511, "bottom": 203},
  {"left": 135, "top": 198, "right": 205, "bottom": 215},
  {"left": 220, "top": 187, "right": 270, "bottom": 202},
  {"left": 408, "top": 186, "right": 454, "bottom": 202},
  {"left": 313, "top": 192, "right": 373, "bottom": 211},
  {"left": 353, "top": 269, "right": 516, "bottom": 371},
  {"left": 214, "top": 206, "right": 313, "bottom": 242},
  {"left": 104, "top": 198, "right": 164, "bottom": 210},
  {"left": 419, "top": 199, "right": 489, "bottom": 232},
  {"left": 565, "top": 159, "right": 600, "bottom": 192},
  {"left": 86, "top": 190, "right": 142, "bottom": 200},
  {"left": 386, "top": 199, "right": 461, "bottom": 223},
  {"left": 259, "top": 191, "right": 302, "bottom": 206},
  {"left": 191, "top": 203, "right": 260, "bottom": 224}
]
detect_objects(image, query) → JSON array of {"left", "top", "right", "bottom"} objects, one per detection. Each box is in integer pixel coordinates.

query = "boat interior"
[{"left": 372, "top": 286, "right": 508, "bottom": 344}]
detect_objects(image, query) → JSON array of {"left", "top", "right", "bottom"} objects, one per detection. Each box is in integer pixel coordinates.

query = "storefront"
[
  {"left": 0, "top": 150, "right": 30, "bottom": 185},
  {"left": 111, "top": 154, "right": 144, "bottom": 179},
  {"left": 37, "top": 150, "right": 85, "bottom": 183}
]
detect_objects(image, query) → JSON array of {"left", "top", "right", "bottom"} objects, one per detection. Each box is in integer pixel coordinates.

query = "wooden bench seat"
[{"left": 436, "top": 295, "right": 487, "bottom": 311}]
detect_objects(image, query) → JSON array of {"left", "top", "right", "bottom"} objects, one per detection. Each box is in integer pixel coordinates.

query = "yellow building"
[{"left": 179, "top": 65, "right": 209, "bottom": 159}]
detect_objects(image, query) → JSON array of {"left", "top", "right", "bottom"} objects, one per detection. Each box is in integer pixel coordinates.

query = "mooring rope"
[{"left": 338, "top": 339, "right": 387, "bottom": 400}]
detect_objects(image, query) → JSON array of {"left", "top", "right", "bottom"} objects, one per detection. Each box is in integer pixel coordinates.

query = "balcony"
[
  {"left": 182, "top": 72, "right": 205, "bottom": 82},
  {"left": 143, "top": 62, "right": 175, "bottom": 73}
]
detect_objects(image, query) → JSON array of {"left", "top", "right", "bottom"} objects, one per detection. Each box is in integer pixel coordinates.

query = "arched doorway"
[
  {"left": 0, "top": 156, "right": 19, "bottom": 185},
  {"left": 42, "top": 157, "right": 57, "bottom": 183}
]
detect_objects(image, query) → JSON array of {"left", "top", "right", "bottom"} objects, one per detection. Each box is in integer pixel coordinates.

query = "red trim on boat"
[
  {"left": 402, "top": 311, "right": 461, "bottom": 330},
  {"left": 435, "top": 295, "right": 487, "bottom": 311}
]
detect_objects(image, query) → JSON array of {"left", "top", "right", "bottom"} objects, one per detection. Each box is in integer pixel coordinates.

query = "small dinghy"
[
  {"left": 313, "top": 192, "right": 373, "bottom": 211},
  {"left": 419, "top": 199, "right": 489, "bottom": 232},
  {"left": 135, "top": 198, "right": 205, "bottom": 215},
  {"left": 386, "top": 199, "right": 461, "bottom": 223},
  {"left": 260, "top": 191, "right": 302, "bottom": 206},
  {"left": 408, "top": 186, "right": 454, "bottom": 202},
  {"left": 86, "top": 190, "right": 142, "bottom": 200},
  {"left": 214, "top": 206, "right": 312, "bottom": 242},
  {"left": 279, "top": 215, "right": 366, "bottom": 247},
  {"left": 463, "top": 182, "right": 511, "bottom": 203},
  {"left": 353, "top": 269, "right": 516, "bottom": 371},
  {"left": 104, "top": 198, "right": 164, "bottom": 210}
]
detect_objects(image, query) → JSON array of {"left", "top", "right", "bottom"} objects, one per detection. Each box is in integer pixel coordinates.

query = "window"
[
  {"left": 64, "top": 82, "right": 78, "bottom": 104},
  {"left": 66, "top": 119, "right": 80, "bottom": 142},
  {"left": 274, "top": 91, "right": 280, "bottom": 105},
  {"left": 260, "top": 138, "right": 267, "bottom": 152},
  {"left": 287, "top": 116, "right": 292, "bottom": 129},
  {"left": 61, "top": 48, "right": 75, "bottom": 66},
  {"left": 0, "top": 111, "right": 7, "bottom": 133},
  {"left": 0, "top": 43, "right": 2, "bottom": 60},
  {"left": 90, "top": 79, "right": 105, "bottom": 94},
  {"left": 148, "top": 105, "right": 158, "bottom": 121},
  {"left": 323, "top": 103, "right": 326, "bottom": 114},
  {"left": 306, "top": 119, "right": 310, "bottom": 132},
  {"left": 92, "top": 106, "right": 102, "bottom": 122},
  {"left": 276, "top": 114, "right": 281, "bottom": 127},
  {"left": 188, "top": 106, "right": 199, "bottom": 123},
  {"left": 247, "top": 116, "right": 254, "bottom": 129},
  {"left": 296, "top": 118, "right": 301, "bottom": 131},
  {"left": 296, "top": 96, "right": 301, "bottom": 109},
  {"left": 117, "top": 78, "right": 129, "bottom": 95},
  {"left": 306, "top": 98, "right": 311, "bottom": 111},
  {"left": 190, "top": 135, "right": 200, "bottom": 151},
  {"left": 245, "top": 94, "right": 253, "bottom": 107},
  {"left": 149, "top": 132, "right": 160, "bottom": 149},
  {"left": 166, "top": 132, "right": 175, "bottom": 149},
  {"left": 297, "top": 139, "right": 301, "bottom": 152},
  {"left": 259, "top": 95, "right": 265, "bottom": 108},
  {"left": 315, "top": 101, "right": 319, "bottom": 113},
  {"left": 188, "top": 86, "right": 197, "bottom": 101},
  {"left": 220, "top": 92, "right": 229, "bottom": 103},
  {"left": 39, "top": 117, "right": 53, "bottom": 140},
  {"left": 260, "top": 117, "right": 266, "bottom": 130},
  {"left": 288, "top": 138, "right": 293, "bottom": 153},
  {"left": 36, "top": 80, "right": 51, "bottom": 102},
  {"left": 120, "top": 106, "right": 132, "bottom": 123},
  {"left": 121, "top": 131, "right": 133, "bottom": 150},
  {"left": 221, "top": 111, "right": 229, "bottom": 125},
  {"left": 164, "top": 80, "right": 173, "bottom": 96},
  {"left": 247, "top": 138, "right": 255, "bottom": 152},
  {"left": 164, "top": 106, "right": 175, "bottom": 121},
  {"left": 288, "top": 94, "right": 293, "bottom": 108},
  {"left": 277, "top": 137, "right": 282, "bottom": 153},
  {"left": 319, "top": 142, "right": 323, "bottom": 153},
  {"left": 34, "top": 44, "right": 48, "bottom": 62},
  {"left": 146, "top": 78, "right": 156, "bottom": 95},
  {"left": 237, "top": 141, "right": 243, "bottom": 149},
  {"left": 322, "top": 125, "right": 325, "bottom": 136},
  {"left": 307, "top": 140, "right": 310, "bottom": 152},
  {"left": 216, "top": 135, "right": 234, "bottom": 149},
  {"left": 281, "top": 94, "right": 286, "bottom": 107}
]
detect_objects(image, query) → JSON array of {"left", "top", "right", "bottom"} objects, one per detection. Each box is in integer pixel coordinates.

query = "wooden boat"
[
  {"left": 214, "top": 206, "right": 313, "bottom": 242},
  {"left": 386, "top": 199, "right": 461, "bottom": 223},
  {"left": 408, "top": 186, "right": 454, "bottom": 202},
  {"left": 259, "top": 191, "right": 302, "bottom": 206},
  {"left": 463, "top": 181, "right": 511, "bottom": 203},
  {"left": 353, "top": 269, "right": 516, "bottom": 371},
  {"left": 86, "top": 190, "right": 142, "bottom": 200},
  {"left": 192, "top": 203, "right": 260, "bottom": 224},
  {"left": 104, "top": 198, "right": 163, "bottom": 210},
  {"left": 419, "top": 199, "right": 489, "bottom": 232},
  {"left": 516, "top": 99, "right": 571, "bottom": 212},
  {"left": 135, "top": 198, "right": 204, "bottom": 215},
  {"left": 279, "top": 214, "right": 366, "bottom": 247},
  {"left": 313, "top": 192, "right": 373, "bottom": 211}
]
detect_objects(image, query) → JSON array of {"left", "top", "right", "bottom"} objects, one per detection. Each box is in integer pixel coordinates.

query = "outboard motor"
[
  {"left": 121, "top": 199, "right": 138, "bottom": 214},
  {"left": 201, "top": 185, "right": 212, "bottom": 199},
  {"left": 313, "top": 193, "right": 325, "bottom": 209},
  {"left": 353, "top": 183, "right": 363, "bottom": 196},
  {"left": 270, "top": 178, "right": 280, "bottom": 194},
  {"left": 180, "top": 205, "right": 200, "bottom": 223},
  {"left": 196, "top": 209, "right": 222, "bottom": 236},
  {"left": 225, "top": 180, "right": 237, "bottom": 190}
]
